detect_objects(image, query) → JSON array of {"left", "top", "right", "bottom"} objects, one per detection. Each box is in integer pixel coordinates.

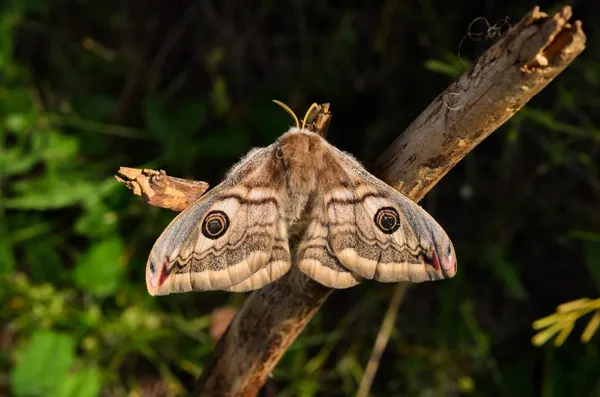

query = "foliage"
[
  {"left": 533, "top": 298, "right": 600, "bottom": 347},
  {"left": 1, "top": 1, "right": 599, "bottom": 396}
]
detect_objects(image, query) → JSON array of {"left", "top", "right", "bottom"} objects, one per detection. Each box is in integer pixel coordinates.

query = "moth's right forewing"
[{"left": 322, "top": 142, "right": 457, "bottom": 284}]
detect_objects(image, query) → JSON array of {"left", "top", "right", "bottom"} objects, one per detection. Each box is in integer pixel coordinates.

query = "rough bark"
[
  {"left": 373, "top": 7, "right": 585, "bottom": 200},
  {"left": 116, "top": 6, "right": 585, "bottom": 397}
]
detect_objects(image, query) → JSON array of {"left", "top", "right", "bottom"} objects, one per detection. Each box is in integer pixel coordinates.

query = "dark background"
[{"left": 1, "top": 0, "right": 599, "bottom": 396}]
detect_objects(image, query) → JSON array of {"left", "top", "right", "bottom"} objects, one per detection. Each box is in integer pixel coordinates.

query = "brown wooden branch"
[
  {"left": 374, "top": 6, "right": 585, "bottom": 199},
  {"left": 116, "top": 6, "right": 585, "bottom": 396}
]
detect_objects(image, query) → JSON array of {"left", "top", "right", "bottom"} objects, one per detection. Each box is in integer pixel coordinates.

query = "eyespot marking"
[
  {"left": 149, "top": 258, "right": 156, "bottom": 275},
  {"left": 201, "top": 210, "right": 230, "bottom": 239},
  {"left": 374, "top": 207, "right": 401, "bottom": 234}
]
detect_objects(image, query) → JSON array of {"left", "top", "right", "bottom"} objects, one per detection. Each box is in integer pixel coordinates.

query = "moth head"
[{"left": 272, "top": 100, "right": 319, "bottom": 130}]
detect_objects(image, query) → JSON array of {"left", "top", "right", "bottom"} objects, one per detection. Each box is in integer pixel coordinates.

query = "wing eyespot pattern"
[
  {"left": 374, "top": 207, "right": 401, "bottom": 234},
  {"left": 446, "top": 243, "right": 453, "bottom": 256},
  {"left": 201, "top": 210, "right": 230, "bottom": 239},
  {"left": 149, "top": 258, "right": 157, "bottom": 275}
]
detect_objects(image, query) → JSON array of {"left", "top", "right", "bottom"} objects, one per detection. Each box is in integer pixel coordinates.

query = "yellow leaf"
[
  {"left": 532, "top": 323, "right": 562, "bottom": 346},
  {"left": 581, "top": 310, "right": 600, "bottom": 343},
  {"left": 557, "top": 298, "right": 591, "bottom": 313},
  {"left": 532, "top": 313, "right": 562, "bottom": 330},
  {"left": 554, "top": 322, "right": 575, "bottom": 346}
]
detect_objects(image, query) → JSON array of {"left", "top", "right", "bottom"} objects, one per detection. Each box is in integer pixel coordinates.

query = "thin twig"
[
  {"left": 356, "top": 284, "right": 408, "bottom": 397},
  {"left": 115, "top": 168, "right": 209, "bottom": 211}
]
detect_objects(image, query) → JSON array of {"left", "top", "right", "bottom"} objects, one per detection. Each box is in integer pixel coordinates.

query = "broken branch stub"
[{"left": 115, "top": 167, "right": 209, "bottom": 212}]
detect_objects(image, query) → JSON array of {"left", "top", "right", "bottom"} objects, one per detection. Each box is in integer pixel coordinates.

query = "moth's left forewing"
[
  {"left": 146, "top": 197, "right": 213, "bottom": 295},
  {"left": 146, "top": 145, "right": 290, "bottom": 295},
  {"left": 323, "top": 143, "right": 457, "bottom": 284}
]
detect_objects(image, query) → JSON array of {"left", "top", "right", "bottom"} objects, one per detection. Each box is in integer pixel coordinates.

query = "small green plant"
[{"left": 532, "top": 298, "right": 600, "bottom": 346}]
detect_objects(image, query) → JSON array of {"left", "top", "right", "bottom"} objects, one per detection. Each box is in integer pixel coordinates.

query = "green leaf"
[
  {"left": 424, "top": 59, "right": 461, "bottom": 78},
  {"left": 0, "top": 240, "right": 16, "bottom": 274},
  {"left": 39, "top": 130, "right": 80, "bottom": 167},
  {"left": 8, "top": 213, "right": 53, "bottom": 245},
  {"left": 424, "top": 54, "right": 470, "bottom": 79},
  {"left": 24, "top": 238, "right": 64, "bottom": 283},
  {"left": 0, "top": 147, "right": 39, "bottom": 176},
  {"left": 73, "top": 237, "right": 124, "bottom": 297},
  {"left": 570, "top": 230, "right": 600, "bottom": 243},
  {"left": 75, "top": 203, "right": 119, "bottom": 238},
  {"left": 56, "top": 368, "right": 101, "bottom": 397},
  {"left": 0, "top": 126, "right": 76, "bottom": 177},
  {"left": 0, "top": 87, "right": 34, "bottom": 114},
  {"left": 11, "top": 330, "right": 75, "bottom": 397},
  {"left": 5, "top": 112, "right": 33, "bottom": 133},
  {"left": 5, "top": 176, "right": 116, "bottom": 210}
]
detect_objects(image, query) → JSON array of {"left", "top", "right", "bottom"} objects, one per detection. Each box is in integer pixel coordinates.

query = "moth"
[{"left": 146, "top": 102, "right": 457, "bottom": 295}]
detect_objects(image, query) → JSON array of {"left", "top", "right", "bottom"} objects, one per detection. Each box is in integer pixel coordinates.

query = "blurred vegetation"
[
  {"left": 1, "top": 0, "right": 599, "bottom": 396},
  {"left": 532, "top": 298, "right": 600, "bottom": 347}
]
